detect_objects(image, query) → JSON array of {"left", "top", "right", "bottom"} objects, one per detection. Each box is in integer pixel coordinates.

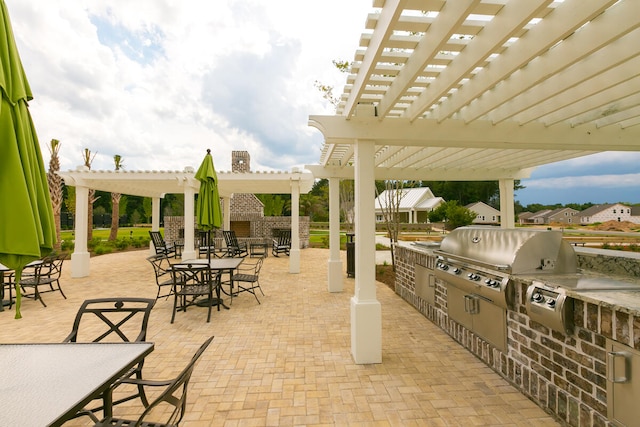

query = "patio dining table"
[{"left": 0, "top": 342, "right": 154, "bottom": 426}]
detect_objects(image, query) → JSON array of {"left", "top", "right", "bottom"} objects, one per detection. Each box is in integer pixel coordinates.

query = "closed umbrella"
[
  {"left": 0, "top": 0, "right": 56, "bottom": 319},
  {"left": 195, "top": 149, "right": 222, "bottom": 261}
]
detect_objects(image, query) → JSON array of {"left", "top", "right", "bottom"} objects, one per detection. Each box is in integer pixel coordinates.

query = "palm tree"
[
  {"left": 108, "top": 155, "right": 123, "bottom": 241},
  {"left": 82, "top": 149, "right": 98, "bottom": 240},
  {"left": 47, "top": 139, "right": 63, "bottom": 250}
]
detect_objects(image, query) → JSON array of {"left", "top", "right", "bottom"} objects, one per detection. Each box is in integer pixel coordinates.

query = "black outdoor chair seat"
[
  {"left": 170, "top": 263, "right": 223, "bottom": 323},
  {"left": 18, "top": 252, "right": 67, "bottom": 307},
  {"left": 272, "top": 229, "right": 291, "bottom": 257},
  {"left": 223, "top": 230, "right": 248, "bottom": 258}
]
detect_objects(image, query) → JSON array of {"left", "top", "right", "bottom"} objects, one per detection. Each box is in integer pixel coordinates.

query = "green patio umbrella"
[
  {"left": 195, "top": 149, "right": 222, "bottom": 261},
  {"left": 0, "top": 0, "right": 56, "bottom": 319}
]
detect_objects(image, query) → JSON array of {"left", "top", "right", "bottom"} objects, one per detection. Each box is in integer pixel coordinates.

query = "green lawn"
[{"left": 60, "top": 227, "right": 154, "bottom": 241}]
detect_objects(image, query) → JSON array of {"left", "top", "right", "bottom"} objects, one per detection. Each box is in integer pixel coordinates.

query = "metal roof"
[{"left": 308, "top": 0, "right": 640, "bottom": 181}]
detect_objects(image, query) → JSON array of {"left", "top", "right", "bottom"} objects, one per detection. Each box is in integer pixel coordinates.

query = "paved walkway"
[{"left": 0, "top": 249, "right": 559, "bottom": 426}]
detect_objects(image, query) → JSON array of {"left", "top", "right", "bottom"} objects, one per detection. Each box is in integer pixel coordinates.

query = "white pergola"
[
  {"left": 59, "top": 167, "right": 314, "bottom": 278},
  {"left": 307, "top": 0, "right": 640, "bottom": 363}
]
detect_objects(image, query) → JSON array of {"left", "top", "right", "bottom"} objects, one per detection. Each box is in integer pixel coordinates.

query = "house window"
[{"left": 613, "top": 209, "right": 616, "bottom": 213}]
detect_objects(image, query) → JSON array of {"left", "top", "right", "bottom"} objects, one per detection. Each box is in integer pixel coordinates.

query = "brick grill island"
[{"left": 394, "top": 229, "right": 640, "bottom": 427}]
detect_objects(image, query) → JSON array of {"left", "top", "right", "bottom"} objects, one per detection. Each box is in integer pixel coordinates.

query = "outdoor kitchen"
[{"left": 394, "top": 227, "right": 640, "bottom": 427}]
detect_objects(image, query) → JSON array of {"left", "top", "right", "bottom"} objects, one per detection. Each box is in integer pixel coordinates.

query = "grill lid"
[{"left": 435, "top": 227, "right": 577, "bottom": 275}]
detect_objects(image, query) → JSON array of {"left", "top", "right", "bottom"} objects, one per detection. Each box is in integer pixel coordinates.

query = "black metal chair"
[
  {"left": 197, "top": 230, "right": 226, "bottom": 259},
  {"left": 149, "top": 231, "right": 177, "bottom": 258},
  {"left": 223, "top": 230, "right": 248, "bottom": 258},
  {"left": 18, "top": 252, "right": 67, "bottom": 307},
  {"left": 272, "top": 229, "right": 291, "bottom": 257},
  {"left": 231, "top": 256, "right": 265, "bottom": 304},
  {"left": 63, "top": 297, "right": 156, "bottom": 420},
  {"left": 170, "top": 263, "right": 222, "bottom": 323},
  {"left": 146, "top": 254, "right": 175, "bottom": 300},
  {"left": 94, "top": 336, "right": 214, "bottom": 427}
]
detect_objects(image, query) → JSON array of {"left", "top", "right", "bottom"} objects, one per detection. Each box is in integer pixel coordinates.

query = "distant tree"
[
  {"left": 429, "top": 201, "right": 476, "bottom": 230},
  {"left": 340, "top": 180, "right": 355, "bottom": 231},
  {"left": 142, "top": 197, "right": 152, "bottom": 223},
  {"left": 82, "top": 148, "right": 98, "bottom": 239},
  {"left": 256, "top": 194, "right": 289, "bottom": 216},
  {"left": 376, "top": 180, "right": 406, "bottom": 270},
  {"left": 47, "top": 139, "right": 63, "bottom": 250},
  {"left": 108, "top": 155, "right": 123, "bottom": 241}
]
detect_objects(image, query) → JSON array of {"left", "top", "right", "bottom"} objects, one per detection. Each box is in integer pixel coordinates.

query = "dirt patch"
[
  {"left": 376, "top": 264, "right": 395, "bottom": 290},
  {"left": 589, "top": 220, "right": 639, "bottom": 233}
]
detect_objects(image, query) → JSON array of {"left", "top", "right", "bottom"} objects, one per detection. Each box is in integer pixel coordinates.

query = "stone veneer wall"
[{"left": 394, "top": 245, "right": 640, "bottom": 427}]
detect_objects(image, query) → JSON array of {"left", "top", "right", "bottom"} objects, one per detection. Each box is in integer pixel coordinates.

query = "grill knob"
[
  {"left": 546, "top": 298, "right": 556, "bottom": 308},
  {"left": 453, "top": 267, "right": 461, "bottom": 274},
  {"left": 532, "top": 292, "right": 544, "bottom": 303}
]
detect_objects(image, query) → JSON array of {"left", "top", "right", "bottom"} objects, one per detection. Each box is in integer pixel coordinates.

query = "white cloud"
[
  {"left": 524, "top": 173, "right": 640, "bottom": 189},
  {"left": 7, "top": 0, "right": 370, "bottom": 172}
]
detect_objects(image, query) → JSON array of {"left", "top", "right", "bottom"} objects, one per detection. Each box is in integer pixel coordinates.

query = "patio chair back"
[
  {"left": 272, "top": 229, "right": 291, "bottom": 257},
  {"left": 18, "top": 252, "right": 68, "bottom": 307},
  {"left": 149, "top": 230, "right": 176, "bottom": 258},
  {"left": 147, "top": 254, "right": 174, "bottom": 299},
  {"left": 63, "top": 297, "right": 157, "bottom": 416},
  {"left": 63, "top": 297, "right": 156, "bottom": 343},
  {"left": 98, "top": 336, "right": 214, "bottom": 427},
  {"left": 223, "top": 230, "right": 248, "bottom": 258}
]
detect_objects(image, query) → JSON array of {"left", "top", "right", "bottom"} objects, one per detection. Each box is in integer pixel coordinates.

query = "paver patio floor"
[{"left": 0, "top": 248, "right": 560, "bottom": 426}]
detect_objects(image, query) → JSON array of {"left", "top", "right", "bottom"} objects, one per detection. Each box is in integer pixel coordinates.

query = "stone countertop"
[{"left": 565, "top": 288, "right": 640, "bottom": 315}]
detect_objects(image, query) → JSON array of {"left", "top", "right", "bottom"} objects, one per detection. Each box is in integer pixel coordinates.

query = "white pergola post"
[
  {"left": 289, "top": 171, "right": 301, "bottom": 273},
  {"left": 327, "top": 177, "right": 343, "bottom": 292},
  {"left": 499, "top": 179, "right": 515, "bottom": 228},
  {"left": 182, "top": 185, "right": 196, "bottom": 260},
  {"left": 71, "top": 185, "right": 90, "bottom": 278},
  {"left": 351, "top": 139, "right": 382, "bottom": 364}
]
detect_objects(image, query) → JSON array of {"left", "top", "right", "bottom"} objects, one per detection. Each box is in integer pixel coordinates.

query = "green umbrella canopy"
[
  {"left": 0, "top": 0, "right": 56, "bottom": 318},
  {"left": 195, "top": 149, "right": 222, "bottom": 231}
]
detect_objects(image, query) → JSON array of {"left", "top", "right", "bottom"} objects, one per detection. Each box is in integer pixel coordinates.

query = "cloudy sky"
[{"left": 7, "top": 0, "right": 639, "bottom": 207}]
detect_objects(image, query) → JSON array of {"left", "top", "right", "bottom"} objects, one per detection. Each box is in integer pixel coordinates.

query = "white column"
[
  {"left": 499, "top": 179, "right": 515, "bottom": 229},
  {"left": 71, "top": 185, "right": 90, "bottom": 278},
  {"left": 182, "top": 185, "right": 196, "bottom": 260},
  {"left": 223, "top": 196, "right": 231, "bottom": 230},
  {"left": 289, "top": 172, "right": 301, "bottom": 273},
  {"left": 352, "top": 139, "right": 382, "bottom": 364},
  {"left": 149, "top": 197, "right": 161, "bottom": 256},
  {"left": 327, "top": 177, "right": 343, "bottom": 292}
]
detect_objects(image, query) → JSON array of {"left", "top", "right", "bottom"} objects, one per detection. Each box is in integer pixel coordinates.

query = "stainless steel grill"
[
  {"left": 434, "top": 227, "right": 640, "bottom": 336},
  {"left": 433, "top": 227, "right": 579, "bottom": 341}
]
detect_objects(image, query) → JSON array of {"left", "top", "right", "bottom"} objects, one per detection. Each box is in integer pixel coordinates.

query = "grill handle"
[
  {"left": 464, "top": 295, "right": 479, "bottom": 314},
  {"left": 434, "top": 250, "right": 511, "bottom": 272},
  {"left": 607, "top": 351, "right": 629, "bottom": 383}
]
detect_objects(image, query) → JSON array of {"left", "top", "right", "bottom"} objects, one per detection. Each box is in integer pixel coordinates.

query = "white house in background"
[
  {"left": 546, "top": 207, "right": 579, "bottom": 225},
  {"left": 465, "top": 202, "right": 500, "bottom": 225},
  {"left": 374, "top": 187, "right": 444, "bottom": 223},
  {"left": 525, "top": 209, "right": 552, "bottom": 225},
  {"left": 578, "top": 203, "right": 634, "bottom": 224}
]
